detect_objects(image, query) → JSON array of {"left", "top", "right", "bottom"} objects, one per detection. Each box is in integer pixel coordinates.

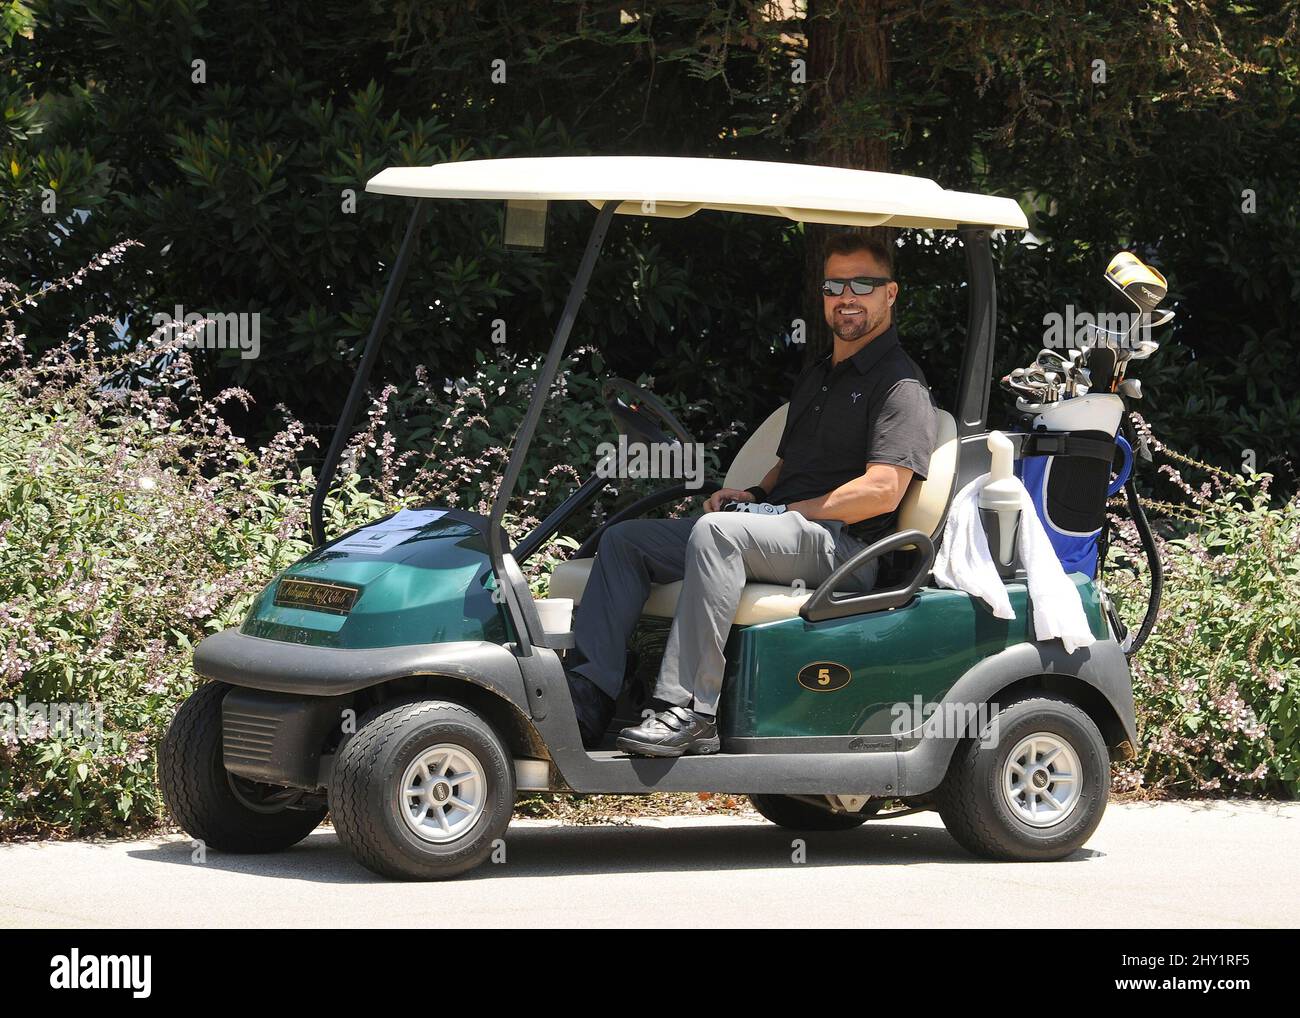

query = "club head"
[
  {"left": 1036, "top": 350, "right": 1072, "bottom": 375},
  {"left": 1105, "top": 251, "right": 1168, "bottom": 315},
  {"left": 1125, "top": 339, "right": 1161, "bottom": 361}
]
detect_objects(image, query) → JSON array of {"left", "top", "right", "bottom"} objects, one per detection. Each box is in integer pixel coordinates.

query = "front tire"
[
  {"left": 749, "top": 794, "right": 878, "bottom": 830},
  {"left": 936, "top": 695, "right": 1109, "bottom": 861},
  {"left": 158, "top": 682, "right": 327, "bottom": 853},
  {"left": 329, "top": 700, "right": 515, "bottom": 880}
]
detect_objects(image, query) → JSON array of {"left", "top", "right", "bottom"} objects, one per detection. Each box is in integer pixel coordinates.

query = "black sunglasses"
[{"left": 822, "top": 276, "right": 892, "bottom": 297}]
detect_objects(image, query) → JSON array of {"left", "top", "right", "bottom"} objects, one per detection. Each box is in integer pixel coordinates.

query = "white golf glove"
[{"left": 722, "top": 500, "right": 787, "bottom": 515}]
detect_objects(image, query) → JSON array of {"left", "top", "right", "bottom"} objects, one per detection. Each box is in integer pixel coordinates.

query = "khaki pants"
[{"left": 571, "top": 511, "right": 878, "bottom": 716}]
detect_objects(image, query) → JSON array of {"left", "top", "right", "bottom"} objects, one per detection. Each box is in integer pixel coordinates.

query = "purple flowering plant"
[
  {"left": 0, "top": 246, "right": 702, "bottom": 836},
  {"left": 1106, "top": 414, "right": 1300, "bottom": 797}
]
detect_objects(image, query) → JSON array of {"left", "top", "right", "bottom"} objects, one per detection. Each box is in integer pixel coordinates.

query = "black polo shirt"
[{"left": 769, "top": 325, "right": 938, "bottom": 546}]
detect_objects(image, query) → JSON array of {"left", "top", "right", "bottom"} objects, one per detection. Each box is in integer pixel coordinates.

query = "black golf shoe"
[
  {"left": 615, "top": 706, "right": 720, "bottom": 758},
  {"left": 564, "top": 668, "right": 615, "bottom": 749}
]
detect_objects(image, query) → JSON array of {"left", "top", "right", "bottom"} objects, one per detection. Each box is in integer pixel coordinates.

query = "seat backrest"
[
  {"left": 722, "top": 403, "right": 788, "bottom": 491},
  {"left": 896, "top": 408, "right": 958, "bottom": 539},
  {"left": 723, "top": 402, "right": 958, "bottom": 542}
]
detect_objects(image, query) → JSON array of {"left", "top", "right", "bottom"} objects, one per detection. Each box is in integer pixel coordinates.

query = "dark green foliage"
[{"left": 3, "top": 0, "right": 1297, "bottom": 492}]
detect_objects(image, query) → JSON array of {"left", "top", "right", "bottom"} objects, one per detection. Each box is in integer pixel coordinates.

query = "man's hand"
[{"left": 705, "top": 487, "right": 755, "bottom": 513}]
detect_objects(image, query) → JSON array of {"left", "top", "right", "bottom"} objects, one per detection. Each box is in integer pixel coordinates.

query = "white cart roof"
[{"left": 366, "top": 156, "right": 1028, "bottom": 231}]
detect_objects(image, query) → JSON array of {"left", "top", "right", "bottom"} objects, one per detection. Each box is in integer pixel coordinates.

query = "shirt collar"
[{"left": 824, "top": 324, "right": 901, "bottom": 376}]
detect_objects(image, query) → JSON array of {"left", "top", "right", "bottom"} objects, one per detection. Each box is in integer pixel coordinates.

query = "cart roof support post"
[
  {"left": 310, "top": 200, "right": 429, "bottom": 547},
  {"left": 486, "top": 200, "right": 618, "bottom": 584},
  {"left": 955, "top": 226, "right": 997, "bottom": 438}
]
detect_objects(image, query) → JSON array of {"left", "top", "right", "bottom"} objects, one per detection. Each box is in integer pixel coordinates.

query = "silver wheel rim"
[
  {"left": 398, "top": 744, "right": 487, "bottom": 844},
  {"left": 1001, "top": 732, "right": 1082, "bottom": 828}
]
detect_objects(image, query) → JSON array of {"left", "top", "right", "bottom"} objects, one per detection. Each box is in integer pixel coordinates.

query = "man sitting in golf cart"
[{"left": 566, "top": 232, "right": 939, "bottom": 755}]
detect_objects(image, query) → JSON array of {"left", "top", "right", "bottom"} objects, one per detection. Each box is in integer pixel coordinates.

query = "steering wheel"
[{"left": 601, "top": 378, "right": 695, "bottom": 448}]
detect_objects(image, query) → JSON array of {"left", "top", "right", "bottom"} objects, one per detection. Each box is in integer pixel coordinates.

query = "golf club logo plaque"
[
  {"left": 797, "top": 661, "right": 852, "bottom": 692},
  {"left": 274, "top": 578, "right": 360, "bottom": 615}
]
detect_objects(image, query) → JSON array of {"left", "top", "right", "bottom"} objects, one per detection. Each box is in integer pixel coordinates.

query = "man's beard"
[{"left": 828, "top": 303, "right": 885, "bottom": 342}]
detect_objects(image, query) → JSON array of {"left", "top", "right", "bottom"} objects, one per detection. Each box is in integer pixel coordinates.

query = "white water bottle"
[{"left": 979, "top": 431, "right": 1022, "bottom": 578}]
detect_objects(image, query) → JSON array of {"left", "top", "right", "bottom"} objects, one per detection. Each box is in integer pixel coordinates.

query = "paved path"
[{"left": 1, "top": 800, "right": 1295, "bottom": 928}]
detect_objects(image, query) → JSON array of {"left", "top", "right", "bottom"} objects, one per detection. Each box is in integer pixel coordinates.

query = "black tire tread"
[
  {"left": 158, "top": 682, "right": 326, "bottom": 853},
  {"left": 749, "top": 793, "right": 873, "bottom": 831},
  {"left": 329, "top": 699, "right": 513, "bottom": 880},
  {"left": 936, "top": 694, "right": 1107, "bottom": 861}
]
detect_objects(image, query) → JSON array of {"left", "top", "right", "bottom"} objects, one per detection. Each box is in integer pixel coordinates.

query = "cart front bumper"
[{"left": 193, "top": 629, "right": 529, "bottom": 704}]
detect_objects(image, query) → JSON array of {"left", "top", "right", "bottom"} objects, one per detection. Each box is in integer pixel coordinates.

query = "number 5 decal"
[{"left": 797, "top": 661, "right": 852, "bottom": 692}]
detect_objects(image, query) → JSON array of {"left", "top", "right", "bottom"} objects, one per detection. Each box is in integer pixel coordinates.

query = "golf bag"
[
  {"left": 1013, "top": 394, "right": 1133, "bottom": 579},
  {"left": 997, "top": 249, "right": 1169, "bottom": 656}
]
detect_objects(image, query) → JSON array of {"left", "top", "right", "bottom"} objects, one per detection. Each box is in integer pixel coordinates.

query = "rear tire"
[
  {"left": 936, "top": 695, "right": 1109, "bottom": 861},
  {"left": 158, "top": 682, "right": 327, "bottom": 853},
  {"left": 749, "top": 794, "right": 877, "bottom": 831},
  {"left": 329, "top": 700, "right": 515, "bottom": 880}
]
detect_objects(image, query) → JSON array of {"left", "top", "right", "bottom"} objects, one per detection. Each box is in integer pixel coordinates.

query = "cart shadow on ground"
[{"left": 125, "top": 820, "right": 1105, "bottom": 885}]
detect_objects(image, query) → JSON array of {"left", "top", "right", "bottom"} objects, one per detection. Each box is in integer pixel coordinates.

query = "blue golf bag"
[{"left": 1012, "top": 394, "right": 1134, "bottom": 578}]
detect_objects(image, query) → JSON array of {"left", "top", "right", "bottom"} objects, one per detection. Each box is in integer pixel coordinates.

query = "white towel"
[{"left": 933, "top": 473, "right": 1096, "bottom": 654}]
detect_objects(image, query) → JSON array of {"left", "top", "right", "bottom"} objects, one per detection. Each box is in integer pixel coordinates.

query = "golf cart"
[{"left": 160, "top": 156, "right": 1152, "bottom": 880}]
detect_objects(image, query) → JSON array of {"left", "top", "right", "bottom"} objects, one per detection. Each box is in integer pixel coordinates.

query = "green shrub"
[
  {"left": 1108, "top": 422, "right": 1300, "bottom": 797},
  {"left": 0, "top": 266, "right": 394, "bottom": 835},
  {"left": 0, "top": 253, "right": 712, "bottom": 836}
]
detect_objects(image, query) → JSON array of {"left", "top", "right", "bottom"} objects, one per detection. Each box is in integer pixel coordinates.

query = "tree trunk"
[{"left": 801, "top": 0, "right": 893, "bottom": 365}]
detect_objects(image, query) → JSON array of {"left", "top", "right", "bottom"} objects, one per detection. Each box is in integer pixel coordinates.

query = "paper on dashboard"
[{"left": 329, "top": 508, "right": 448, "bottom": 555}]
